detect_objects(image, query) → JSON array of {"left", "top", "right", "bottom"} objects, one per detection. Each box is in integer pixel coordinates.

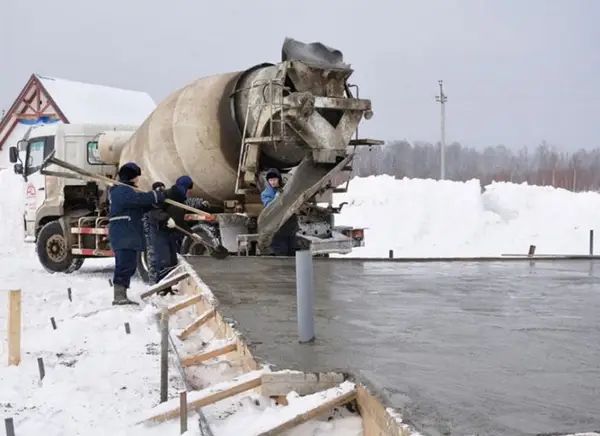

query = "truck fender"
[{"left": 57, "top": 216, "right": 73, "bottom": 250}]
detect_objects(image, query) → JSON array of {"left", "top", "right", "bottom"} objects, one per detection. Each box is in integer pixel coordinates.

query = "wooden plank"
[
  {"left": 166, "top": 294, "right": 203, "bottom": 316},
  {"left": 261, "top": 371, "right": 345, "bottom": 397},
  {"left": 8, "top": 289, "right": 21, "bottom": 366},
  {"left": 254, "top": 384, "right": 357, "bottom": 435},
  {"left": 177, "top": 308, "right": 216, "bottom": 340},
  {"left": 161, "top": 264, "right": 184, "bottom": 282},
  {"left": 356, "top": 384, "right": 409, "bottom": 436},
  {"left": 181, "top": 342, "right": 237, "bottom": 367},
  {"left": 138, "top": 370, "right": 263, "bottom": 424},
  {"left": 140, "top": 272, "right": 190, "bottom": 299}
]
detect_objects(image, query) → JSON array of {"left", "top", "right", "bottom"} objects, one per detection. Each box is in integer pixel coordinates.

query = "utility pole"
[{"left": 435, "top": 80, "right": 447, "bottom": 180}]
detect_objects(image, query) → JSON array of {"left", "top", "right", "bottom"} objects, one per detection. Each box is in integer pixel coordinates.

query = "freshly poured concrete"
[{"left": 185, "top": 256, "right": 600, "bottom": 436}]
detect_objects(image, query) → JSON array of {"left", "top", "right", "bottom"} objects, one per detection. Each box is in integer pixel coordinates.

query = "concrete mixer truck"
[{"left": 9, "top": 38, "right": 382, "bottom": 279}]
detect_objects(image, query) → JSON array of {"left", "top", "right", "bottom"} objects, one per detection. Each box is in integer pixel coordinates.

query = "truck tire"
[
  {"left": 70, "top": 257, "right": 85, "bottom": 271},
  {"left": 136, "top": 250, "right": 151, "bottom": 284},
  {"left": 179, "top": 223, "right": 222, "bottom": 257},
  {"left": 138, "top": 214, "right": 155, "bottom": 284},
  {"left": 36, "top": 220, "right": 81, "bottom": 274}
]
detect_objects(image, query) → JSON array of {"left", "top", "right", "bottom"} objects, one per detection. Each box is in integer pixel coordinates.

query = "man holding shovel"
[
  {"left": 147, "top": 176, "right": 209, "bottom": 294},
  {"left": 108, "top": 162, "right": 165, "bottom": 305}
]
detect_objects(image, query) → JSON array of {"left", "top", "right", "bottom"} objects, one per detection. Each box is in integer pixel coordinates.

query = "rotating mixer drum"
[{"left": 112, "top": 37, "right": 377, "bottom": 249}]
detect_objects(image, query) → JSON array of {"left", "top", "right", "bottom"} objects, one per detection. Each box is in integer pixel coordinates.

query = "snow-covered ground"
[
  {"left": 336, "top": 175, "right": 600, "bottom": 258},
  {"left": 0, "top": 169, "right": 364, "bottom": 436},
  {"left": 3, "top": 167, "right": 600, "bottom": 435}
]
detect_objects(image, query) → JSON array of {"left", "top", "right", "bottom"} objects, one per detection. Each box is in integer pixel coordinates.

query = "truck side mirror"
[
  {"left": 9, "top": 146, "right": 18, "bottom": 163},
  {"left": 14, "top": 163, "right": 23, "bottom": 175}
]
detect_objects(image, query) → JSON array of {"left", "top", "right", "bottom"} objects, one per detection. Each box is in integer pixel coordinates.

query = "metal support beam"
[{"left": 295, "top": 250, "right": 315, "bottom": 343}]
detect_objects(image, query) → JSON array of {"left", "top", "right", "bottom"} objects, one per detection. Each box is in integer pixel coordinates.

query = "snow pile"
[{"left": 336, "top": 175, "right": 600, "bottom": 257}]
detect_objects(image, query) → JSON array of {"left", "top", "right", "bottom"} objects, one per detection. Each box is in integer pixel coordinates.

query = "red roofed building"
[{"left": 0, "top": 74, "right": 155, "bottom": 169}]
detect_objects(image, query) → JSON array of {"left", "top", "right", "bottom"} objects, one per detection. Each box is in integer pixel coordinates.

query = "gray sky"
[{"left": 1, "top": 0, "right": 598, "bottom": 150}]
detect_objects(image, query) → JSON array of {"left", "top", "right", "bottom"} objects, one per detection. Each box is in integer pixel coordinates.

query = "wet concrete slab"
[{"left": 185, "top": 256, "right": 600, "bottom": 436}]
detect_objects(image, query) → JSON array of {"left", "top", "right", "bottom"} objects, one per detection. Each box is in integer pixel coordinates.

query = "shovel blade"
[{"left": 210, "top": 245, "right": 230, "bottom": 260}]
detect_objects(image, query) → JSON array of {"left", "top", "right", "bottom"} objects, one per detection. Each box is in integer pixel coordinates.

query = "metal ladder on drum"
[{"left": 235, "top": 68, "right": 292, "bottom": 195}]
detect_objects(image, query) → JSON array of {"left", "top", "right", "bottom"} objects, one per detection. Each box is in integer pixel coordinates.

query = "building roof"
[
  {"left": 0, "top": 74, "right": 156, "bottom": 150},
  {"left": 35, "top": 74, "right": 156, "bottom": 125}
]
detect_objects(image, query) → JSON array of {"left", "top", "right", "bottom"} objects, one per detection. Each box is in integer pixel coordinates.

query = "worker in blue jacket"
[
  {"left": 108, "top": 162, "right": 165, "bottom": 305},
  {"left": 147, "top": 176, "right": 201, "bottom": 292},
  {"left": 260, "top": 168, "right": 298, "bottom": 256}
]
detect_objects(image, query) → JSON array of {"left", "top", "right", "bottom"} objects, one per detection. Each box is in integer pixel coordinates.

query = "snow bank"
[{"left": 335, "top": 175, "right": 600, "bottom": 257}]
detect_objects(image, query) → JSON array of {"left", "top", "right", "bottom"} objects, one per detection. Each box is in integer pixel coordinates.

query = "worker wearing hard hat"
[
  {"left": 261, "top": 168, "right": 299, "bottom": 256},
  {"left": 108, "top": 162, "right": 165, "bottom": 305}
]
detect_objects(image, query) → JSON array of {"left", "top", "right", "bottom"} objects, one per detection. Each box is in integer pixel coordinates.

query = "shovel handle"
[{"left": 45, "top": 155, "right": 212, "bottom": 218}]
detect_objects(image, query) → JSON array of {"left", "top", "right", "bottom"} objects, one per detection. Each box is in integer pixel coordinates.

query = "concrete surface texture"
[{"left": 185, "top": 256, "right": 600, "bottom": 436}]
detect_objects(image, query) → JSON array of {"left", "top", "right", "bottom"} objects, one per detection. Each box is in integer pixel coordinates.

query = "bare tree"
[{"left": 350, "top": 140, "right": 600, "bottom": 192}]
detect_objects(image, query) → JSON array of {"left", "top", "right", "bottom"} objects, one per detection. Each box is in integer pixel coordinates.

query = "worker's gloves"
[{"left": 166, "top": 218, "right": 176, "bottom": 228}]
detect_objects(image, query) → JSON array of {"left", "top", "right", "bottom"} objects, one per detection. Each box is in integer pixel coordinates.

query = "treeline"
[{"left": 351, "top": 140, "right": 600, "bottom": 192}]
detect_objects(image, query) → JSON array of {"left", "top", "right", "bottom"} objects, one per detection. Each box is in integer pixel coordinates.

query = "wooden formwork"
[{"left": 138, "top": 260, "right": 411, "bottom": 436}]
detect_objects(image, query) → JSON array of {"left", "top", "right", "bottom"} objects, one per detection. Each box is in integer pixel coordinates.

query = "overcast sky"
[{"left": 1, "top": 0, "right": 598, "bottom": 150}]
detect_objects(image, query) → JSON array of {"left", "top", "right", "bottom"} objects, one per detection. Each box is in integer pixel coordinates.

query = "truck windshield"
[{"left": 24, "top": 136, "right": 55, "bottom": 176}]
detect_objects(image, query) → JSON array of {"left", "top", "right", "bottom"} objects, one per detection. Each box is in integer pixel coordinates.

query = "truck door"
[{"left": 22, "top": 136, "right": 54, "bottom": 241}]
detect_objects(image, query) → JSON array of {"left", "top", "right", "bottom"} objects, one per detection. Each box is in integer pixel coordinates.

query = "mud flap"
[{"left": 257, "top": 153, "right": 353, "bottom": 251}]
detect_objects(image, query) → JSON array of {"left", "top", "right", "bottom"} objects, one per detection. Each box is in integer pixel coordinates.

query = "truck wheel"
[
  {"left": 136, "top": 250, "right": 151, "bottom": 284},
  {"left": 139, "top": 214, "right": 157, "bottom": 284},
  {"left": 179, "top": 237, "right": 208, "bottom": 256},
  {"left": 37, "top": 220, "right": 79, "bottom": 274},
  {"left": 70, "top": 257, "right": 85, "bottom": 272},
  {"left": 179, "top": 223, "right": 221, "bottom": 257}
]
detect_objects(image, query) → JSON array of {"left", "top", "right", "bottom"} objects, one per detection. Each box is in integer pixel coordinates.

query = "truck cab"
[
  {"left": 10, "top": 123, "right": 136, "bottom": 241},
  {"left": 9, "top": 123, "right": 137, "bottom": 272}
]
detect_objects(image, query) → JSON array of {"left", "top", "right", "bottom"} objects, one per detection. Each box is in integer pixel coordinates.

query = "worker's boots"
[{"left": 112, "top": 284, "right": 139, "bottom": 306}]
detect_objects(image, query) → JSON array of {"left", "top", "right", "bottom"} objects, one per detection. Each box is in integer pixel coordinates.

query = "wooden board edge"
[
  {"left": 181, "top": 342, "right": 238, "bottom": 367},
  {"left": 255, "top": 387, "right": 357, "bottom": 436},
  {"left": 177, "top": 265, "right": 259, "bottom": 373},
  {"left": 177, "top": 308, "right": 216, "bottom": 340},
  {"left": 139, "top": 371, "right": 263, "bottom": 424},
  {"left": 356, "top": 384, "right": 411, "bottom": 436}
]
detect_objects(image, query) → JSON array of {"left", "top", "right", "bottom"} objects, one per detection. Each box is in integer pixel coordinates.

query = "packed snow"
[{"left": 336, "top": 175, "right": 600, "bottom": 258}]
